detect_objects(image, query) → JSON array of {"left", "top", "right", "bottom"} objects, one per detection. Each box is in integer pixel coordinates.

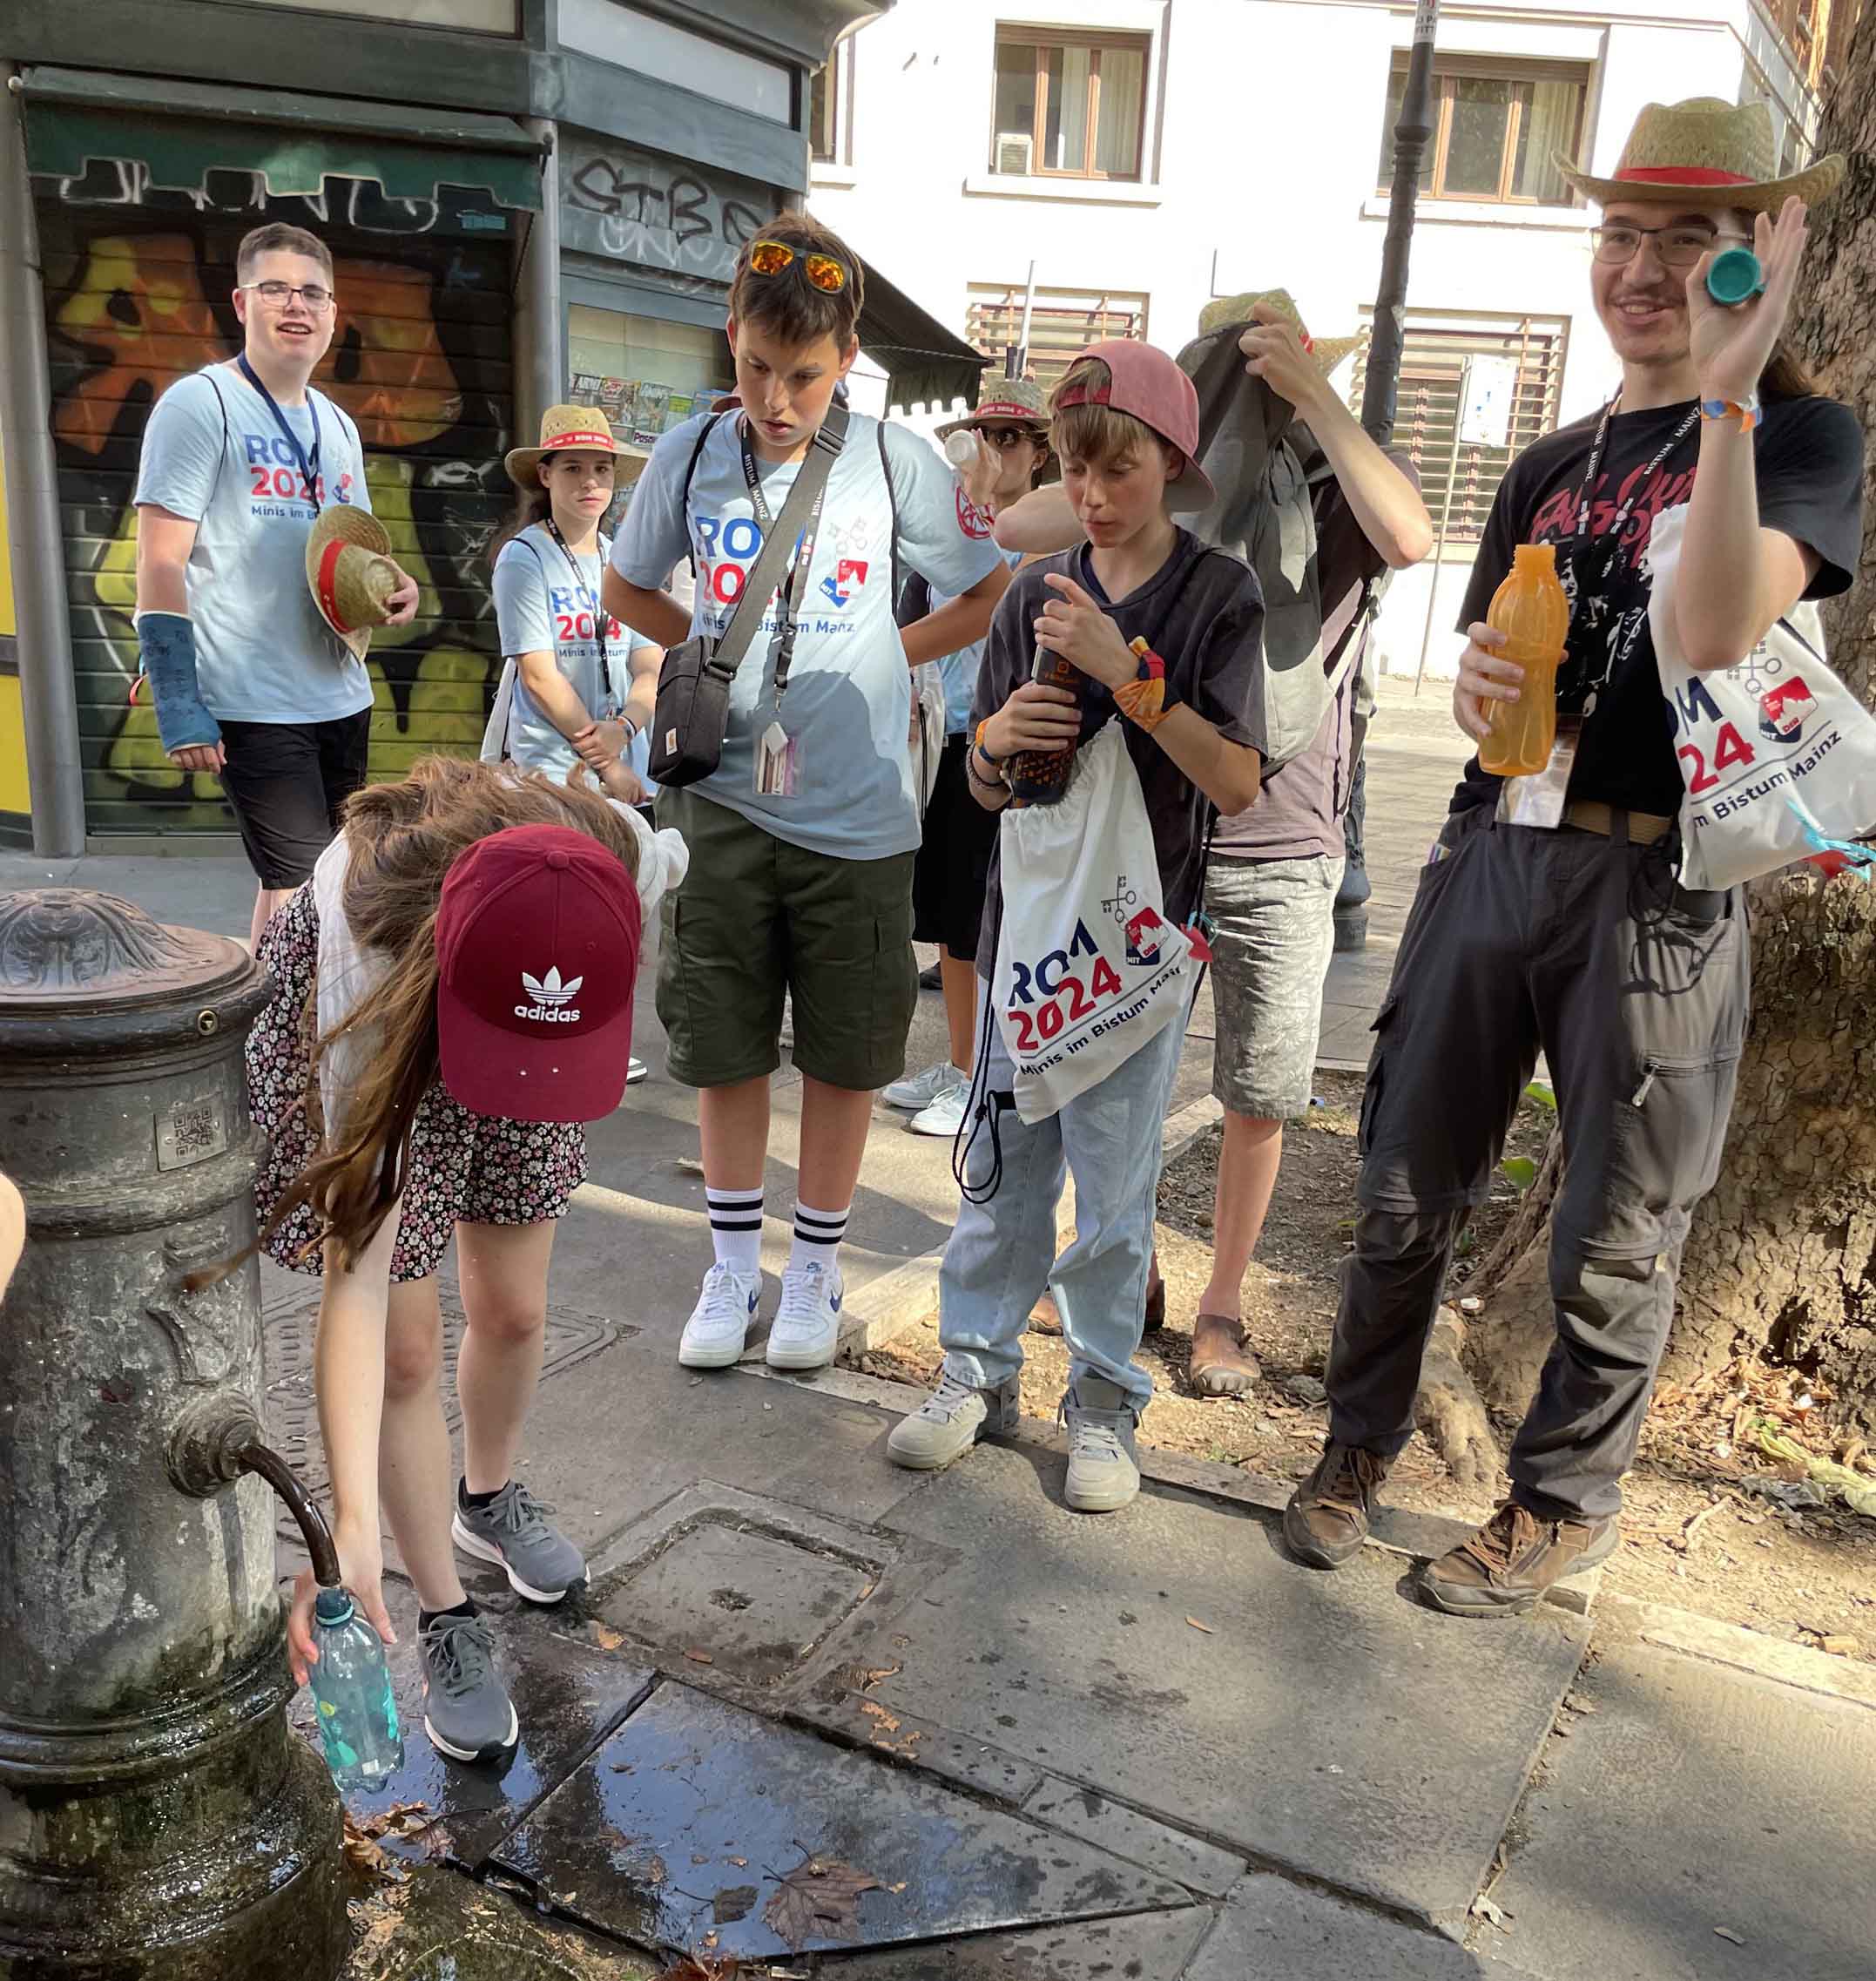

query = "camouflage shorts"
[{"left": 1206, "top": 853, "right": 1343, "bottom": 1120}]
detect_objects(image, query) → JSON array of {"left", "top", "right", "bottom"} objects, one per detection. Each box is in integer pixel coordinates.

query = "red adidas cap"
[{"left": 435, "top": 824, "right": 641, "bottom": 1124}]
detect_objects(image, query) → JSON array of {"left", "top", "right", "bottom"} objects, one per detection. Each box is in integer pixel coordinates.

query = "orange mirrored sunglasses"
[{"left": 747, "top": 240, "right": 848, "bottom": 292}]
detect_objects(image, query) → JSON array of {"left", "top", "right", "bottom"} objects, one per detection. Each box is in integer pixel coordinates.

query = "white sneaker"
[
  {"left": 626, "top": 1058, "right": 649, "bottom": 1085},
  {"left": 883, "top": 1060, "right": 964, "bottom": 1112},
  {"left": 678, "top": 1265, "right": 762, "bottom": 1369},
  {"left": 908, "top": 1080, "right": 969, "bottom": 1138},
  {"left": 766, "top": 1261, "right": 844, "bottom": 1370}
]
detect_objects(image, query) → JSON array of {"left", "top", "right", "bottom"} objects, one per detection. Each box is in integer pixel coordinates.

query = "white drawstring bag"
[
  {"left": 991, "top": 720, "right": 1191, "bottom": 1123},
  {"left": 1650, "top": 502, "right": 1876, "bottom": 889},
  {"left": 480, "top": 658, "right": 516, "bottom": 763}
]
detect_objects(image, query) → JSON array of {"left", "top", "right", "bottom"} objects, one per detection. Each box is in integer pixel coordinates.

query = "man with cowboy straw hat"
[
  {"left": 994, "top": 293, "right": 1430, "bottom": 1365},
  {"left": 135, "top": 221, "right": 419, "bottom": 952},
  {"left": 887, "top": 376, "right": 1052, "bottom": 1134},
  {"left": 1283, "top": 96, "right": 1864, "bottom": 1615}
]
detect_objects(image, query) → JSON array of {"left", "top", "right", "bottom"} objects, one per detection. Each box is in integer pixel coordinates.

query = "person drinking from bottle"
[{"left": 1283, "top": 97, "right": 1863, "bottom": 1614}]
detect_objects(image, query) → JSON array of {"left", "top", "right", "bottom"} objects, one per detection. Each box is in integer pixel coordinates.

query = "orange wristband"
[{"left": 1116, "top": 639, "right": 1177, "bottom": 731}]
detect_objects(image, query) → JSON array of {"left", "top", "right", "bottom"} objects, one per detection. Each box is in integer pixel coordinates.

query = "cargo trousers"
[{"left": 1326, "top": 804, "right": 1750, "bottom": 1520}]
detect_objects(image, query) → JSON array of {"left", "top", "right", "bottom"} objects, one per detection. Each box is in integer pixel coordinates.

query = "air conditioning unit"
[{"left": 995, "top": 132, "right": 1035, "bottom": 175}]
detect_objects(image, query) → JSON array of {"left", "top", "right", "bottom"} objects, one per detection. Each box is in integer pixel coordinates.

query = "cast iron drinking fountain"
[{"left": 0, "top": 889, "right": 350, "bottom": 1978}]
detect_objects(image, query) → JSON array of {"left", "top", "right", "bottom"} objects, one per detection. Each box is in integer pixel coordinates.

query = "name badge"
[{"left": 1495, "top": 716, "right": 1582, "bottom": 829}]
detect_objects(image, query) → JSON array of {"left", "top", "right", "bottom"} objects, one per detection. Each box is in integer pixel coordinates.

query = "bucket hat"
[
  {"left": 1556, "top": 96, "right": 1844, "bottom": 213},
  {"left": 304, "top": 505, "right": 401, "bottom": 662},
  {"left": 1053, "top": 339, "right": 1215, "bottom": 509},
  {"left": 435, "top": 823, "right": 642, "bottom": 1125},
  {"left": 936, "top": 376, "right": 1050, "bottom": 440},
  {"left": 1196, "top": 288, "right": 1363, "bottom": 376},
  {"left": 503, "top": 403, "right": 627, "bottom": 488}
]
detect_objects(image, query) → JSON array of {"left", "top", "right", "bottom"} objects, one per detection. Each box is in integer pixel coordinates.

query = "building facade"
[
  {"left": 806, "top": 0, "right": 1844, "bottom": 686},
  {"left": 0, "top": 0, "right": 923, "bottom": 854}
]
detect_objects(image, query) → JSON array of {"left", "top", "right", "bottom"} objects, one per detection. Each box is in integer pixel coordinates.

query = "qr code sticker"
[{"left": 157, "top": 1093, "right": 226, "bottom": 1172}]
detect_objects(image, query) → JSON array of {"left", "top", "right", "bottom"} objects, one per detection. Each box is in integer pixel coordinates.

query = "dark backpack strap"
[
  {"left": 680, "top": 412, "right": 723, "bottom": 581},
  {"left": 875, "top": 418, "right": 901, "bottom": 607}
]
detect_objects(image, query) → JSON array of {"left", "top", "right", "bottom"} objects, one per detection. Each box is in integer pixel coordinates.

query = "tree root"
[{"left": 1414, "top": 1305, "right": 1501, "bottom": 1494}]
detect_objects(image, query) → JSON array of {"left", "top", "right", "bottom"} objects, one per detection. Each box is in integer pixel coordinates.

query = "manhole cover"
[
  {"left": 601, "top": 1521, "right": 870, "bottom": 1684},
  {"left": 263, "top": 1284, "right": 622, "bottom": 1500}
]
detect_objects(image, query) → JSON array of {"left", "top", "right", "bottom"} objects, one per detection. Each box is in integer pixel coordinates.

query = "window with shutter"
[
  {"left": 965, "top": 286, "right": 1149, "bottom": 398},
  {"left": 1347, "top": 311, "right": 1569, "bottom": 543}
]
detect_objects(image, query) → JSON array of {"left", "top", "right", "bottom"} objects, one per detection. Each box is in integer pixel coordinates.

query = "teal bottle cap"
[
  {"left": 1706, "top": 247, "right": 1764, "bottom": 308},
  {"left": 314, "top": 1587, "right": 355, "bottom": 1626}
]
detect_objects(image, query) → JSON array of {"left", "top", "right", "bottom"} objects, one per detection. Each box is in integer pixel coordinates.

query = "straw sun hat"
[
  {"left": 1556, "top": 96, "right": 1845, "bottom": 213},
  {"left": 1197, "top": 289, "right": 1362, "bottom": 376},
  {"left": 935, "top": 376, "right": 1050, "bottom": 440},
  {"left": 503, "top": 403, "right": 625, "bottom": 487},
  {"left": 305, "top": 506, "right": 402, "bottom": 662}
]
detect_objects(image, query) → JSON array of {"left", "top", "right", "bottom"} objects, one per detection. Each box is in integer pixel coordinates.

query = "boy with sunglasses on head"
[
  {"left": 604, "top": 211, "right": 1013, "bottom": 1374},
  {"left": 136, "top": 222, "right": 421, "bottom": 953}
]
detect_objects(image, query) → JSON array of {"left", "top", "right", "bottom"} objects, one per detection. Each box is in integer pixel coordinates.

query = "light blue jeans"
[{"left": 937, "top": 990, "right": 1187, "bottom": 1416}]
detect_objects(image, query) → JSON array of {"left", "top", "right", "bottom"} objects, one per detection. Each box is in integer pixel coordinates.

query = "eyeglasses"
[
  {"left": 1589, "top": 223, "right": 1751, "bottom": 270},
  {"left": 240, "top": 280, "right": 335, "bottom": 312},
  {"left": 975, "top": 425, "right": 1043, "bottom": 451},
  {"left": 746, "top": 240, "right": 848, "bottom": 293}
]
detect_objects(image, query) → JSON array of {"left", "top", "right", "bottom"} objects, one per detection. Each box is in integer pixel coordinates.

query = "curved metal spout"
[{"left": 169, "top": 1395, "right": 341, "bottom": 1587}]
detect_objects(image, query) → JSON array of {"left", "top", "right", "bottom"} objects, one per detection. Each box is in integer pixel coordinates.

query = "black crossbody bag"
[{"left": 649, "top": 405, "right": 849, "bottom": 788}]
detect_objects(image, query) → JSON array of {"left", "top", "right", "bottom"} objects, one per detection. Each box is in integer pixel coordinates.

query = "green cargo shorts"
[{"left": 654, "top": 787, "right": 918, "bottom": 1092}]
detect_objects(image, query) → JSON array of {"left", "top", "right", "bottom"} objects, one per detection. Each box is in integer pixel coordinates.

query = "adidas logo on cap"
[{"left": 516, "top": 965, "right": 584, "bottom": 1024}]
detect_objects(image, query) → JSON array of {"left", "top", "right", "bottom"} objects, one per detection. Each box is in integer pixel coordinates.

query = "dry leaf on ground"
[{"left": 761, "top": 1854, "right": 883, "bottom": 1950}]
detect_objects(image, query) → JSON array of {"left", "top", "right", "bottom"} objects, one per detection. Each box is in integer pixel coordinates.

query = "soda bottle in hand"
[
  {"left": 1479, "top": 544, "right": 1570, "bottom": 778},
  {"left": 307, "top": 1586, "right": 402, "bottom": 1788},
  {"left": 1007, "top": 646, "right": 1083, "bottom": 806}
]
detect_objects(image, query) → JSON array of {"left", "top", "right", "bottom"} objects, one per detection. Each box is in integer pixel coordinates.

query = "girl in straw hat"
[
  {"left": 1286, "top": 97, "right": 1865, "bottom": 1618},
  {"left": 488, "top": 405, "right": 664, "bottom": 807}
]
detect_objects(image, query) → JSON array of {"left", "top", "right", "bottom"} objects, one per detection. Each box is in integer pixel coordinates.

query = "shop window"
[
  {"left": 966, "top": 284, "right": 1148, "bottom": 398},
  {"left": 565, "top": 305, "right": 732, "bottom": 476},
  {"left": 1346, "top": 309, "right": 1569, "bottom": 543},
  {"left": 1376, "top": 57, "right": 1589, "bottom": 206},
  {"left": 989, "top": 29, "right": 1149, "bottom": 180}
]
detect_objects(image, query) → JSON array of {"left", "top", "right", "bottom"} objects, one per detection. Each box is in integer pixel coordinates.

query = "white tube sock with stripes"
[
  {"left": 789, "top": 1200, "right": 849, "bottom": 1274},
  {"left": 706, "top": 1187, "right": 764, "bottom": 1276}
]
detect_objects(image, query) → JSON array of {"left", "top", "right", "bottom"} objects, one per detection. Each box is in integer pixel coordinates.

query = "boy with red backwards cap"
[{"left": 887, "top": 342, "right": 1268, "bottom": 1513}]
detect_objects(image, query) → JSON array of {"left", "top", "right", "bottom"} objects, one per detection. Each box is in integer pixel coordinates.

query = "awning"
[
  {"left": 19, "top": 66, "right": 544, "bottom": 211},
  {"left": 857, "top": 260, "right": 991, "bottom": 412}
]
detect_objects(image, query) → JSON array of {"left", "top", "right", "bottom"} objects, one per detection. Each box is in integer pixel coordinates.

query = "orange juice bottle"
[{"left": 1479, "top": 543, "right": 1570, "bottom": 778}]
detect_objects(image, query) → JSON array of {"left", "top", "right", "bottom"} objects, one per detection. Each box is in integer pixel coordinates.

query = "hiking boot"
[
  {"left": 1419, "top": 1500, "right": 1618, "bottom": 1619},
  {"left": 887, "top": 1366, "right": 1021, "bottom": 1471},
  {"left": 1283, "top": 1440, "right": 1391, "bottom": 1569},
  {"left": 452, "top": 1479, "right": 586, "bottom": 1604},
  {"left": 419, "top": 1612, "right": 517, "bottom": 1763},
  {"left": 766, "top": 1261, "right": 844, "bottom": 1371},
  {"left": 678, "top": 1264, "right": 762, "bottom": 1369},
  {"left": 1061, "top": 1375, "right": 1142, "bottom": 1513},
  {"left": 884, "top": 1059, "right": 965, "bottom": 1112}
]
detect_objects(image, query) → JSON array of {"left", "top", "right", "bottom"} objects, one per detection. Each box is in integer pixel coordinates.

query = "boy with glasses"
[
  {"left": 1284, "top": 98, "right": 1864, "bottom": 1614},
  {"left": 604, "top": 212, "right": 1012, "bottom": 1373},
  {"left": 136, "top": 223, "right": 418, "bottom": 950}
]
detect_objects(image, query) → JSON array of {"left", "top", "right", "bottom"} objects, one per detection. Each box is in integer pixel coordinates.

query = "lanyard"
[
  {"left": 543, "top": 517, "right": 613, "bottom": 703},
  {"left": 238, "top": 355, "right": 321, "bottom": 505},
  {"left": 739, "top": 422, "right": 829, "bottom": 701},
  {"left": 1568, "top": 395, "right": 1700, "bottom": 592}
]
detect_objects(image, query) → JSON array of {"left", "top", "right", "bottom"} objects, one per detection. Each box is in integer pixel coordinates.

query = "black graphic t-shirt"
[{"left": 1452, "top": 394, "right": 1863, "bottom": 819}]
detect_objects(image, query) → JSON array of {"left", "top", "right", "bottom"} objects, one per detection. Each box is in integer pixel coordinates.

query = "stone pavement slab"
[
  {"left": 1481, "top": 1632, "right": 1876, "bottom": 1981},
  {"left": 346, "top": 1864, "right": 659, "bottom": 1979},
  {"left": 866, "top": 1440, "right": 1589, "bottom": 1926},
  {"left": 1188, "top": 1873, "right": 1487, "bottom": 1978},
  {"left": 821, "top": 1905, "right": 1216, "bottom": 1978},
  {"left": 492, "top": 1680, "right": 1197, "bottom": 1961},
  {"left": 1022, "top": 1779, "right": 1246, "bottom": 1899}
]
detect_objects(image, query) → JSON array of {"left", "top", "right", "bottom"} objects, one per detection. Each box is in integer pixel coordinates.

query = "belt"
[{"left": 1562, "top": 800, "right": 1673, "bottom": 845}]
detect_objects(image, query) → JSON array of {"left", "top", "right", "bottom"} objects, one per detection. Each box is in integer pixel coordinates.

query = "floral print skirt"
[{"left": 247, "top": 884, "right": 587, "bottom": 1283}]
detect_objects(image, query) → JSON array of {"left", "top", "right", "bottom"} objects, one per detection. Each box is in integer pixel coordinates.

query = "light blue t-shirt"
[
  {"left": 491, "top": 524, "right": 655, "bottom": 779},
  {"left": 134, "top": 365, "right": 375, "bottom": 723},
  {"left": 611, "top": 409, "right": 1004, "bottom": 859},
  {"left": 935, "top": 545, "right": 1025, "bottom": 735}
]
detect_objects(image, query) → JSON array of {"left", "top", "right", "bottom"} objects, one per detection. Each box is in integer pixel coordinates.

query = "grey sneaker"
[
  {"left": 887, "top": 1366, "right": 1021, "bottom": 1471},
  {"left": 1062, "top": 1376, "right": 1141, "bottom": 1513},
  {"left": 419, "top": 1613, "right": 518, "bottom": 1763},
  {"left": 451, "top": 1479, "right": 587, "bottom": 1604}
]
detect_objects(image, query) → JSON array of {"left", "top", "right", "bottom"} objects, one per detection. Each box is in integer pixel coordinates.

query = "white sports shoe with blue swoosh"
[
  {"left": 766, "top": 1262, "right": 844, "bottom": 1370},
  {"left": 679, "top": 1264, "right": 761, "bottom": 1369}
]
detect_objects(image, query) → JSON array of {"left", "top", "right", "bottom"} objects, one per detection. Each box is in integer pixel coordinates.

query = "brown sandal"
[{"left": 1188, "top": 1315, "right": 1261, "bottom": 1397}]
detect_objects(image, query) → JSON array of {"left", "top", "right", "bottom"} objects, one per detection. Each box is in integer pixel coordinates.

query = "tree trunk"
[{"left": 1450, "top": 32, "right": 1876, "bottom": 1443}]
